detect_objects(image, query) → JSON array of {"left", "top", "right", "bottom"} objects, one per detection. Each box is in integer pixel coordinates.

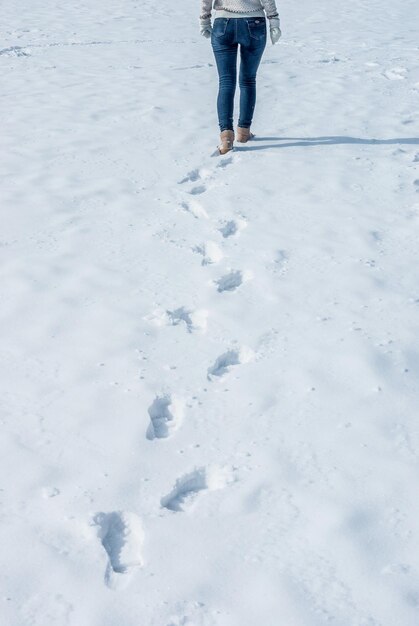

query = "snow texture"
[{"left": 1, "top": 0, "right": 419, "bottom": 624}]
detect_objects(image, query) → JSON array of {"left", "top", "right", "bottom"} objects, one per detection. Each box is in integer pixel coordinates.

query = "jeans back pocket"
[
  {"left": 212, "top": 18, "right": 229, "bottom": 38},
  {"left": 247, "top": 18, "right": 266, "bottom": 40}
]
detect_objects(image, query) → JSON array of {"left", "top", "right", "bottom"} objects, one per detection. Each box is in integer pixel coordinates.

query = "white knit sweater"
[{"left": 201, "top": 0, "right": 278, "bottom": 18}]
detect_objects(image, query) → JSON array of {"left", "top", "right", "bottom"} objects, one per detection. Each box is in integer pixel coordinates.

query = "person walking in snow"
[{"left": 200, "top": 0, "right": 281, "bottom": 155}]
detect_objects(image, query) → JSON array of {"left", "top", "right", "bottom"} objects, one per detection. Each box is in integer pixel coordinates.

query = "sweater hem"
[{"left": 214, "top": 8, "right": 265, "bottom": 17}]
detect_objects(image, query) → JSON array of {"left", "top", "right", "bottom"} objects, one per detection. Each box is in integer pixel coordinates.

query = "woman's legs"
[
  {"left": 211, "top": 18, "right": 266, "bottom": 132},
  {"left": 238, "top": 19, "right": 266, "bottom": 129},
  {"left": 211, "top": 19, "right": 238, "bottom": 132}
]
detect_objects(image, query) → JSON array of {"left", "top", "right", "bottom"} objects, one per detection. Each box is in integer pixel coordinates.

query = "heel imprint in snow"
[
  {"left": 207, "top": 346, "right": 254, "bottom": 380},
  {"left": 147, "top": 394, "right": 184, "bottom": 440},
  {"left": 161, "top": 466, "right": 235, "bottom": 512},
  {"left": 93, "top": 511, "right": 144, "bottom": 577}
]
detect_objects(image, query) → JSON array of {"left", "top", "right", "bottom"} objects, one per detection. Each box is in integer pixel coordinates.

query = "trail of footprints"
[
  {"left": 94, "top": 155, "right": 250, "bottom": 584},
  {"left": 84, "top": 99, "right": 415, "bottom": 599}
]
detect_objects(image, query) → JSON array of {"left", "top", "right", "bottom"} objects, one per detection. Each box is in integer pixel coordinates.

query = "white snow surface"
[{"left": 1, "top": 0, "right": 419, "bottom": 624}]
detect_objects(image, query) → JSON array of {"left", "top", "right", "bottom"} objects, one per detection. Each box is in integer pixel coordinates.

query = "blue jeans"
[{"left": 211, "top": 17, "right": 267, "bottom": 132}]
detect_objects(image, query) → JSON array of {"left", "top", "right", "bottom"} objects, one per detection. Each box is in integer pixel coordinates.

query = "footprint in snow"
[
  {"left": 145, "top": 307, "right": 208, "bottom": 332},
  {"left": 167, "top": 306, "right": 208, "bottom": 333},
  {"left": 188, "top": 185, "right": 207, "bottom": 196},
  {"left": 215, "top": 269, "right": 251, "bottom": 292},
  {"left": 271, "top": 249, "right": 289, "bottom": 275},
  {"left": 161, "top": 466, "right": 234, "bottom": 512},
  {"left": 180, "top": 199, "right": 209, "bottom": 219},
  {"left": 178, "top": 167, "right": 213, "bottom": 184},
  {"left": 179, "top": 168, "right": 200, "bottom": 184},
  {"left": 147, "top": 394, "right": 184, "bottom": 440},
  {"left": 93, "top": 511, "right": 144, "bottom": 585},
  {"left": 219, "top": 218, "right": 247, "bottom": 238},
  {"left": 207, "top": 346, "right": 254, "bottom": 380},
  {"left": 194, "top": 240, "right": 224, "bottom": 265},
  {"left": 0, "top": 46, "right": 30, "bottom": 57},
  {"left": 382, "top": 67, "right": 407, "bottom": 80},
  {"left": 217, "top": 155, "right": 234, "bottom": 169}
]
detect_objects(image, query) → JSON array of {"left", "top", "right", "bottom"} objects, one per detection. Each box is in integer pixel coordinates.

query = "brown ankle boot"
[
  {"left": 236, "top": 127, "right": 255, "bottom": 143},
  {"left": 218, "top": 130, "right": 234, "bottom": 155}
]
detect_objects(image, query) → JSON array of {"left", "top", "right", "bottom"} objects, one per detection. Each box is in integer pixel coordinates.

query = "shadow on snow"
[{"left": 236, "top": 136, "right": 419, "bottom": 151}]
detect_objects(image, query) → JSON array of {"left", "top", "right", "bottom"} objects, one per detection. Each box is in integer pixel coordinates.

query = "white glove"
[
  {"left": 268, "top": 17, "right": 282, "bottom": 45},
  {"left": 200, "top": 16, "right": 212, "bottom": 39}
]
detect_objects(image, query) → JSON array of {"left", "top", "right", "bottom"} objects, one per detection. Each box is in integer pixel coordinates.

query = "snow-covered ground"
[{"left": 1, "top": 0, "right": 419, "bottom": 624}]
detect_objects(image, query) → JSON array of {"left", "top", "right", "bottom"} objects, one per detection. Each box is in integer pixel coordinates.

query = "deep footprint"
[
  {"left": 147, "top": 394, "right": 184, "bottom": 439},
  {"left": 219, "top": 218, "right": 246, "bottom": 238},
  {"left": 188, "top": 185, "right": 207, "bottom": 195},
  {"left": 94, "top": 511, "right": 144, "bottom": 576},
  {"left": 161, "top": 466, "right": 234, "bottom": 512},
  {"left": 207, "top": 347, "right": 254, "bottom": 379},
  {"left": 216, "top": 270, "right": 243, "bottom": 292}
]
